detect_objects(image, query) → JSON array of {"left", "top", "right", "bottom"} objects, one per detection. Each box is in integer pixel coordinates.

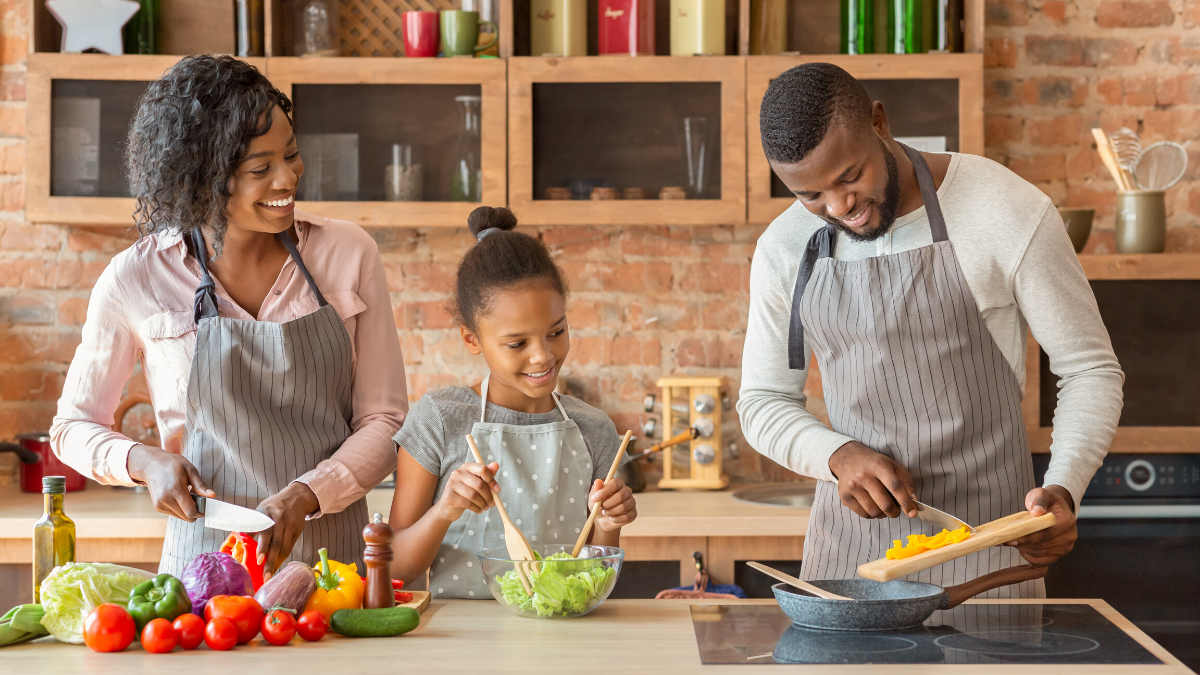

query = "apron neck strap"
[
  {"left": 899, "top": 143, "right": 948, "bottom": 243},
  {"left": 187, "top": 226, "right": 329, "bottom": 323},
  {"left": 479, "top": 374, "right": 570, "bottom": 424}
]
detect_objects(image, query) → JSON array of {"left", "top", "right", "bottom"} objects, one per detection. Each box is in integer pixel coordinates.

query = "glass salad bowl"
[{"left": 478, "top": 545, "right": 624, "bottom": 619}]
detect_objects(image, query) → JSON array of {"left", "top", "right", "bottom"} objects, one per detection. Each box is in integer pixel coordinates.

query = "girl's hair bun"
[{"left": 467, "top": 206, "right": 518, "bottom": 237}]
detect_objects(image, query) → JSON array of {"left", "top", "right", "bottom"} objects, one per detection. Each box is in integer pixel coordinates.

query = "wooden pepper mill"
[{"left": 363, "top": 512, "right": 395, "bottom": 609}]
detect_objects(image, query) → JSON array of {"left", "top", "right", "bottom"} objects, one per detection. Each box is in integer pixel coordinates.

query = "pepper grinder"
[{"left": 363, "top": 512, "right": 395, "bottom": 609}]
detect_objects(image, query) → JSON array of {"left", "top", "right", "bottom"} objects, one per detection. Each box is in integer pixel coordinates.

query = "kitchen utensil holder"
[{"left": 1115, "top": 190, "right": 1166, "bottom": 254}]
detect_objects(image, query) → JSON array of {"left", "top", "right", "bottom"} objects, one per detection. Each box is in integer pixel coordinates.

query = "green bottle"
[
  {"left": 32, "top": 477, "right": 75, "bottom": 603},
  {"left": 841, "top": 0, "right": 875, "bottom": 54},
  {"left": 122, "top": 0, "right": 159, "bottom": 54},
  {"left": 886, "top": 0, "right": 923, "bottom": 53}
]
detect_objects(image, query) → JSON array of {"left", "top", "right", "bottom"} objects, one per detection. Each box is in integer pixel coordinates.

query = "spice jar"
[{"left": 384, "top": 143, "right": 422, "bottom": 202}]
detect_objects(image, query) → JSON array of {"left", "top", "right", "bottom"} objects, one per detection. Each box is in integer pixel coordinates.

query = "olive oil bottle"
[{"left": 33, "top": 476, "right": 75, "bottom": 602}]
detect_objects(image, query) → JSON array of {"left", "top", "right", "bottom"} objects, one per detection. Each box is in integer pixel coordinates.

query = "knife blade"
[
  {"left": 913, "top": 500, "right": 977, "bottom": 533},
  {"left": 192, "top": 495, "right": 275, "bottom": 533}
]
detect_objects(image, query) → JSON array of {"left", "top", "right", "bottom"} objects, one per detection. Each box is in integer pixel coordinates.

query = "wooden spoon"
[
  {"left": 1093, "top": 128, "right": 1133, "bottom": 190},
  {"left": 748, "top": 561, "right": 852, "bottom": 601},
  {"left": 465, "top": 433, "right": 535, "bottom": 595},
  {"left": 571, "top": 430, "right": 634, "bottom": 557}
]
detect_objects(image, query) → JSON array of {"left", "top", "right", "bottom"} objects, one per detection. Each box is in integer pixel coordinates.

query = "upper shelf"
[{"left": 1079, "top": 254, "right": 1200, "bottom": 280}]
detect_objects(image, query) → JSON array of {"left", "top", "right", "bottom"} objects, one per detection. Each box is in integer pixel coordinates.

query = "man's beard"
[{"left": 825, "top": 139, "right": 901, "bottom": 243}]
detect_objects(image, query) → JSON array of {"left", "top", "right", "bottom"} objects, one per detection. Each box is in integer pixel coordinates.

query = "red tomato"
[
  {"left": 204, "top": 595, "right": 264, "bottom": 644},
  {"left": 173, "top": 613, "right": 205, "bottom": 650},
  {"left": 203, "top": 617, "right": 238, "bottom": 651},
  {"left": 261, "top": 609, "right": 297, "bottom": 646},
  {"left": 83, "top": 603, "right": 136, "bottom": 653},
  {"left": 140, "top": 618, "right": 177, "bottom": 654},
  {"left": 295, "top": 610, "right": 327, "bottom": 642}
]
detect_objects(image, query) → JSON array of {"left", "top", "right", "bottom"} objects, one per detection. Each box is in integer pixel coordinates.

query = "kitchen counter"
[
  {"left": 0, "top": 483, "right": 811, "bottom": 594},
  {"left": 1, "top": 599, "right": 1192, "bottom": 674}
]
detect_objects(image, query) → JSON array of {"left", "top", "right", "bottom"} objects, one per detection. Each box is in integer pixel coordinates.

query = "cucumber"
[{"left": 330, "top": 606, "right": 420, "bottom": 638}]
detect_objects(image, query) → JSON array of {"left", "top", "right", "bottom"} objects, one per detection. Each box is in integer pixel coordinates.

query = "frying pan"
[{"left": 771, "top": 564, "right": 1048, "bottom": 632}]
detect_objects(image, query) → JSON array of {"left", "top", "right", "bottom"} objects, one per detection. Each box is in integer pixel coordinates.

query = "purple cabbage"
[{"left": 180, "top": 551, "right": 254, "bottom": 616}]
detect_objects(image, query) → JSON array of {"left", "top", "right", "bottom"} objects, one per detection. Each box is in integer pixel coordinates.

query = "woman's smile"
[{"left": 258, "top": 191, "right": 296, "bottom": 216}]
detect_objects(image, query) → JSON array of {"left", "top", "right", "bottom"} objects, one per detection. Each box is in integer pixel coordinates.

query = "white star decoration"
[{"left": 46, "top": 0, "right": 140, "bottom": 55}]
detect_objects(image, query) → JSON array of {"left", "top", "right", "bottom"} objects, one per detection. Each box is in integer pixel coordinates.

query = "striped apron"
[
  {"left": 788, "top": 144, "right": 1041, "bottom": 597},
  {"left": 158, "top": 229, "right": 368, "bottom": 577}
]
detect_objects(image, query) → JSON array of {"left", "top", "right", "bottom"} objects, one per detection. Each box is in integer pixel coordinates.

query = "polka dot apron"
[{"left": 430, "top": 375, "right": 594, "bottom": 599}]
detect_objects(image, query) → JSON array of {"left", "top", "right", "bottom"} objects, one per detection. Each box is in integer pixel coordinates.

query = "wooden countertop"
[
  {"left": 1, "top": 599, "right": 1191, "bottom": 674},
  {"left": 0, "top": 483, "right": 811, "bottom": 564}
]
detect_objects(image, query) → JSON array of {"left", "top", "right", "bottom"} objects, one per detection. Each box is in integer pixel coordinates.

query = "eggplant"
[{"left": 254, "top": 561, "right": 317, "bottom": 614}]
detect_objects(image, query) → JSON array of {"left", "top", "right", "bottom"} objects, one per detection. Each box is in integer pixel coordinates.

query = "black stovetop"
[{"left": 691, "top": 603, "right": 1163, "bottom": 665}]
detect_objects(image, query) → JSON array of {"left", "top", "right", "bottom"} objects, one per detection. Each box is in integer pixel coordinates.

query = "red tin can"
[{"left": 598, "top": 0, "right": 655, "bottom": 55}]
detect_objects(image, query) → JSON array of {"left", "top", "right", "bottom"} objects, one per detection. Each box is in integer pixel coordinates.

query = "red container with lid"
[
  {"left": 598, "top": 0, "right": 655, "bottom": 55},
  {"left": 0, "top": 433, "right": 88, "bottom": 493}
]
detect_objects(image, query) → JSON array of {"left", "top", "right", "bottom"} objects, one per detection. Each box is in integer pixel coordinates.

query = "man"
[{"left": 738, "top": 63, "right": 1123, "bottom": 595}]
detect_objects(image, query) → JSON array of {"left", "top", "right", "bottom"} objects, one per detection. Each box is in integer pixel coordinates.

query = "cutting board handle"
[{"left": 940, "top": 563, "right": 1049, "bottom": 609}]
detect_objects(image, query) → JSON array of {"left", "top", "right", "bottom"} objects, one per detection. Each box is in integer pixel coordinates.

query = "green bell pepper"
[{"left": 128, "top": 574, "right": 191, "bottom": 631}]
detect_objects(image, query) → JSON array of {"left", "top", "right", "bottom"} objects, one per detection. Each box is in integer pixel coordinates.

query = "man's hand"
[
  {"left": 255, "top": 482, "right": 321, "bottom": 578},
  {"left": 828, "top": 441, "right": 918, "bottom": 519},
  {"left": 1008, "top": 485, "right": 1077, "bottom": 565}
]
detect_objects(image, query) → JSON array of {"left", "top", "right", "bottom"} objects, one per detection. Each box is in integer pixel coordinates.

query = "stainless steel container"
[{"left": 1115, "top": 190, "right": 1166, "bottom": 254}]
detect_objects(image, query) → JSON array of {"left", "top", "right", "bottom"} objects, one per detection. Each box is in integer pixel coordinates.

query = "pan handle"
[
  {"left": 939, "top": 564, "right": 1049, "bottom": 610},
  {"left": 0, "top": 442, "right": 40, "bottom": 464}
]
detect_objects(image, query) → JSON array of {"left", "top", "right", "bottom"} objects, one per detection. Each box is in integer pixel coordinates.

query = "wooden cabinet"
[
  {"left": 25, "top": 54, "right": 268, "bottom": 226},
  {"left": 745, "top": 53, "right": 983, "bottom": 224},
  {"left": 267, "top": 57, "right": 506, "bottom": 227},
  {"left": 508, "top": 56, "right": 746, "bottom": 226}
]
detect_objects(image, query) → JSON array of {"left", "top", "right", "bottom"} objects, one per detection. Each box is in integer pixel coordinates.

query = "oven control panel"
[{"left": 1033, "top": 454, "right": 1200, "bottom": 499}]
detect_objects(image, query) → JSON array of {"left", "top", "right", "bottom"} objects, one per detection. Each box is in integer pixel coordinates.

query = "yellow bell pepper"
[
  {"left": 885, "top": 526, "right": 971, "bottom": 560},
  {"left": 303, "top": 548, "right": 364, "bottom": 620}
]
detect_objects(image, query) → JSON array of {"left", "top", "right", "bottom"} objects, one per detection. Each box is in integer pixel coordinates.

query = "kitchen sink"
[{"left": 731, "top": 482, "right": 817, "bottom": 508}]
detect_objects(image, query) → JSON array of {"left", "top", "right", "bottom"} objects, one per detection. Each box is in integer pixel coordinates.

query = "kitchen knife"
[
  {"left": 913, "top": 500, "right": 977, "bottom": 534},
  {"left": 192, "top": 495, "right": 275, "bottom": 533}
]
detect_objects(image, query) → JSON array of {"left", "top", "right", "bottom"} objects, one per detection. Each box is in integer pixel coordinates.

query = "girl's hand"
[
  {"left": 588, "top": 478, "right": 636, "bottom": 532},
  {"left": 435, "top": 461, "right": 501, "bottom": 522}
]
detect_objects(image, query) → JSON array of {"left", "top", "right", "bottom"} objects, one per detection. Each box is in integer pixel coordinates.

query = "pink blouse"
[{"left": 50, "top": 210, "right": 408, "bottom": 516}]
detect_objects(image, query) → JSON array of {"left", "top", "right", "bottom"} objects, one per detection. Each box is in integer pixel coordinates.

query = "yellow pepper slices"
[{"left": 885, "top": 526, "right": 972, "bottom": 560}]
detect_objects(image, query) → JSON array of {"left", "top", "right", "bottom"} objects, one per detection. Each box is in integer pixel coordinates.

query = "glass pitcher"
[{"left": 451, "top": 95, "right": 482, "bottom": 202}]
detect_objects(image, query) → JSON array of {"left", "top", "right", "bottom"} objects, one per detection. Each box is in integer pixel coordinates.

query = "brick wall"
[
  {"left": 985, "top": 0, "right": 1200, "bottom": 251},
  {"left": 2, "top": 0, "right": 1198, "bottom": 481}
]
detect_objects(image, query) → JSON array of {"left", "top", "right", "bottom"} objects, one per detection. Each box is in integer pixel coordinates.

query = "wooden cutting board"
[
  {"left": 857, "top": 511, "right": 1056, "bottom": 582},
  {"left": 400, "top": 591, "right": 432, "bottom": 614}
]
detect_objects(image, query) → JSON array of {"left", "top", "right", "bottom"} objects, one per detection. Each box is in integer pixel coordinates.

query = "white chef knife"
[
  {"left": 192, "top": 495, "right": 275, "bottom": 533},
  {"left": 913, "top": 500, "right": 977, "bottom": 534}
]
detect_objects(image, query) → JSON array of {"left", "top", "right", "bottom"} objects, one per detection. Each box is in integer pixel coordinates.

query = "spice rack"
[
  {"left": 508, "top": 56, "right": 746, "bottom": 226},
  {"left": 745, "top": 52, "right": 983, "bottom": 224}
]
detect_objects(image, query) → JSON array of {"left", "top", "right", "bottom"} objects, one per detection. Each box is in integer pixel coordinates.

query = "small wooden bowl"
[
  {"left": 545, "top": 187, "right": 572, "bottom": 200},
  {"left": 659, "top": 186, "right": 686, "bottom": 200},
  {"left": 623, "top": 187, "right": 649, "bottom": 200},
  {"left": 591, "top": 187, "right": 621, "bottom": 200}
]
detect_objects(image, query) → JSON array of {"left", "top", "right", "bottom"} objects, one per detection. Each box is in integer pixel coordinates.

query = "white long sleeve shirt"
[{"left": 737, "top": 153, "right": 1123, "bottom": 509}]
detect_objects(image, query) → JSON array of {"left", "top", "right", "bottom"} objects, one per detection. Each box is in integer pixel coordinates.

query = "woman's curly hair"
[{"left": 126, "top": 54, "right": 292, "bottom": 254}]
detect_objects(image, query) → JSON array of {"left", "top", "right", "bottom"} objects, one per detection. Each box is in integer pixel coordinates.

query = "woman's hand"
[
  {"left": 589, "top": 478, "right": 636, "bottom": 532},
  {"left": 255, "top": 482, "right": 321, "bottom": 578},
  {"left": 127, "top": 444, "right": 217, "bottom": 521},
  {"left": 433, "top": 461, "right": 501, "bottom": 523}
]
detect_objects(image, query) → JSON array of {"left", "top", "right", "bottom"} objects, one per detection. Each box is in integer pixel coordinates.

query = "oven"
[{"left": 1034, "top": 453, "right": 1200, "bottom": 672}]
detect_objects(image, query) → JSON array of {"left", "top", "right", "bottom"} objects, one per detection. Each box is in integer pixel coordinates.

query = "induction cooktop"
[{"left": 691, "top": 603, "right": 1163, "bottom": 665}]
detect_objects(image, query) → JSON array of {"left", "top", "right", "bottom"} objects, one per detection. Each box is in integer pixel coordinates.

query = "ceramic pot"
[
  {"left": 1115, "top": 190, "right": 1166, "bottom": 254},
  {"left": 1057, "top": 208, "right": 1094, "bottom": 253}
]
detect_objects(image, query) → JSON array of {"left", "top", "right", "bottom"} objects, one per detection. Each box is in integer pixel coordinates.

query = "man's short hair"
[{"left": 759, "top": 62, "right": 874, "bottom": 165}]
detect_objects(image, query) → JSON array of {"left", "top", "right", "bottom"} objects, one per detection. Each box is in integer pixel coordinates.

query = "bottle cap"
[{"left": 42, "top": 476, "right": 66, "bottom": 494}]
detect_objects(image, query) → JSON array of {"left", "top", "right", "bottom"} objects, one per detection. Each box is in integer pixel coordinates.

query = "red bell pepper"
[{"left": 220, "top": 533, "right": 265, "bottom": 591}]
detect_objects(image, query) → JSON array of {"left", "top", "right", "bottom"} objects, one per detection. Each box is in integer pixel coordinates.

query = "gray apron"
[
  {"left": 788, "top": 145, "right": 1040, "bottom": 597},
  {"left": 430, "top": 375, "right": 593, "bottom": 599},
  {"left": 159, "top": 229, "right": 368, "bottom": 577}
]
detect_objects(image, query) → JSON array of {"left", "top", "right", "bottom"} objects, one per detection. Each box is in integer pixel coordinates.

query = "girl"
[
  {"left": 389, "top": 206, "right": 636, "bottom": 598},
  {"left": 51, "top": 55, "right": 407, "bottom": 577}
]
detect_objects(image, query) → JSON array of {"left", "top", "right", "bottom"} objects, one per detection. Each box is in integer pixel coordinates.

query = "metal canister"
[{"left": 1115, "top": 190, "right": 1166, "bottom": 254}]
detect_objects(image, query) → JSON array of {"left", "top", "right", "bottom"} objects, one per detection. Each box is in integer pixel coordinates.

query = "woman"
[{"left": 50, "top": 55, "right": 407, "bottom": 577}]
